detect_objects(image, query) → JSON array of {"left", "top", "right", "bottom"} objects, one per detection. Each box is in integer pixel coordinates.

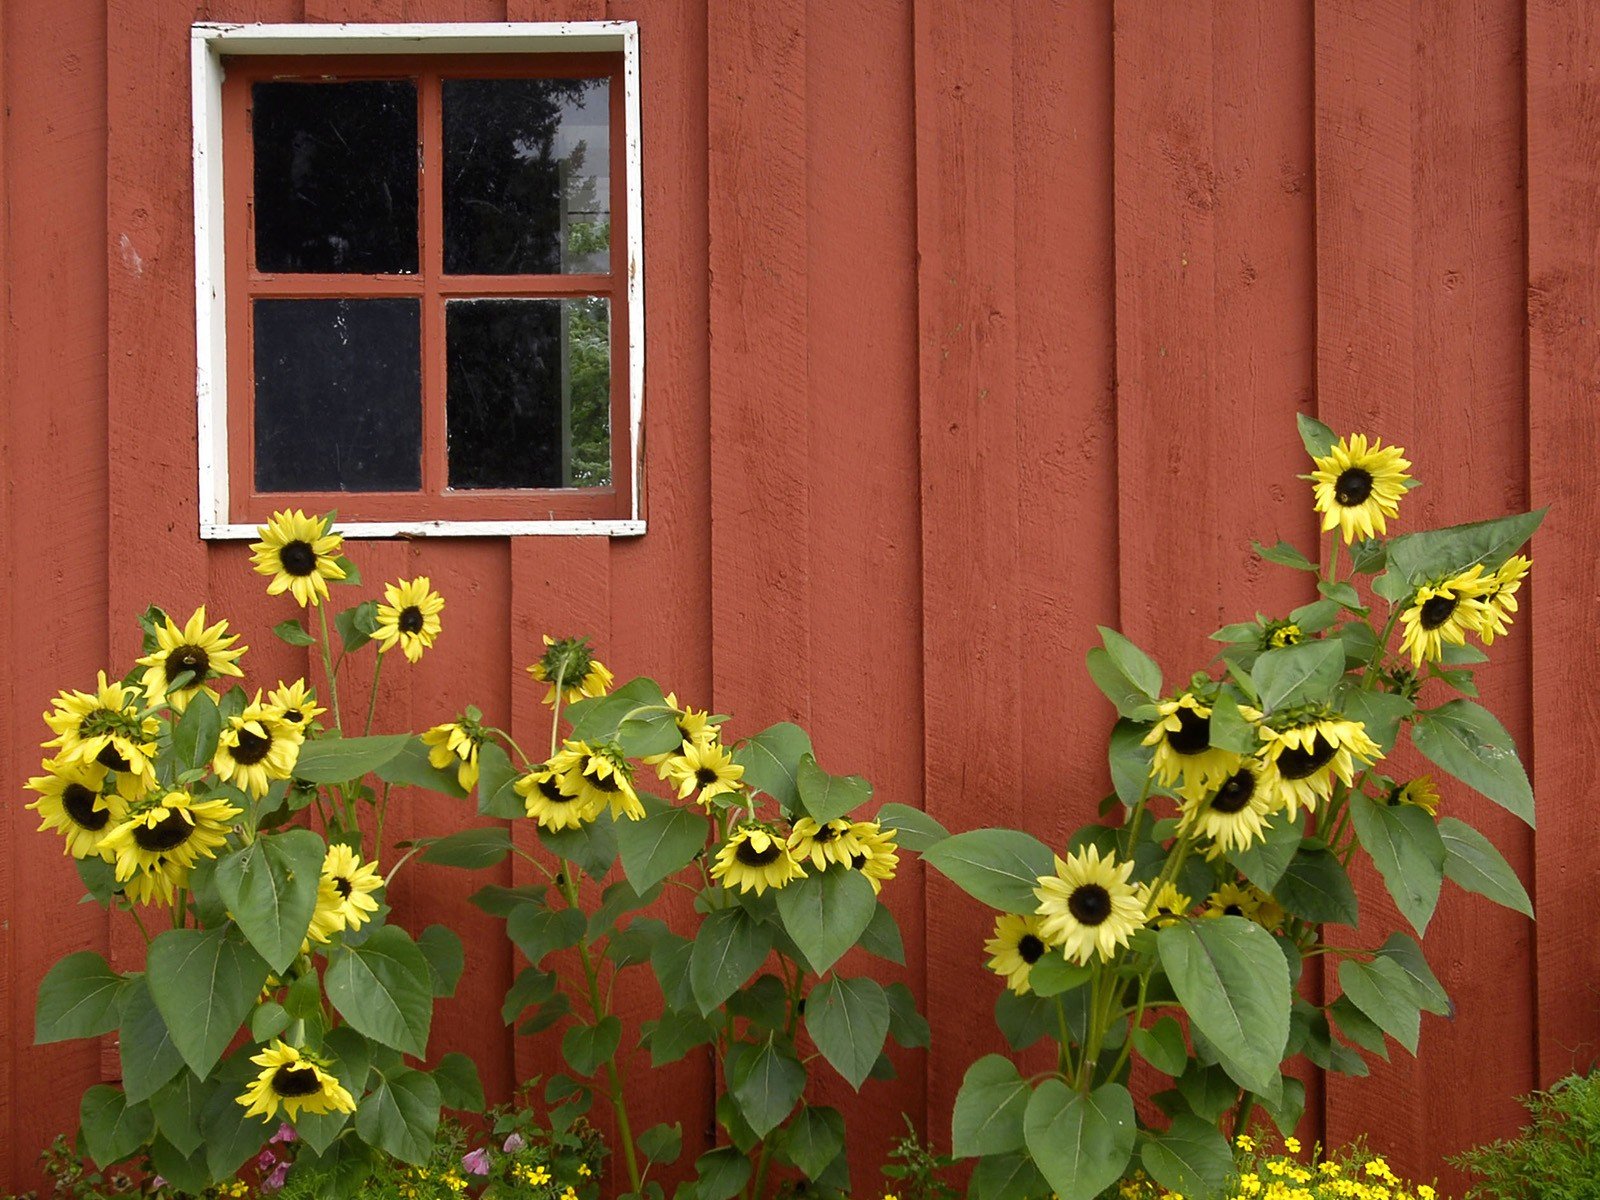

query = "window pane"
[
  {"left": 445, "top": 298, "right": 611, "bottom": 489},
  {"left": 252, "top": 80, "right": 419, "bottom": 274},
  {"left": 254, "top": 298, "right": 422, "bottom": 493},
  {"left": 442, "top": 78, "right": 611, "bottom": 275}
]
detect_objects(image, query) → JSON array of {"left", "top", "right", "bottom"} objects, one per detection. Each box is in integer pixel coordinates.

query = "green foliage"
[{"left": 1453, "top": 1073, "right": 1600, "bottom": 1200}]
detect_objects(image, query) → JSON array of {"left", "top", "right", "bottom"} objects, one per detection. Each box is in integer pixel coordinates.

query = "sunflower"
[
  {"left": 515, "top": 761, "right": 602, "bottom": 831},
  {"left": 120, "top": 858, "right": 193, "bottom": 908},
  {"left": 983, "top": 913, "right": 1056, "bottom": 995},
  {"left": 422, "top": 720, "right": 485, "bottom": 792},
  {"left": 1476, "top": 555, "right": 1531, "bottom": 647},
  {"left": 1388, "top": 776, "right": 1440, "bottom": 817},
  {"left": 42, "top": 671, "right": 159, "bottom": 789},
  {"left": 1202, "top": 882, "right": 1260, "bottom": 920},
  {"left": 786, "top": 817, "right": 864, "bottom": 871},
  {"left": 1034, "top": 846, "right": 1148, "bottom": 966},
  {"left": 266, "top": 679, "right": 326, "bottom": 730},
  {"left": 237, "top": 1041, "right": 356, "bottom": 1122},
  {"left": 1143, "top": 693, "right": 1251, "bottom": 800},
  {"left": 1250, "top": 887, "right": 1286, "bottom": 932},
  {"left": 214, "top": 695, "right": 305, "bottom": 798},
  {"left": 1258, "top": 714, "right": 1381, "bottom": 820},
  {"left": 1265, "top": 622, "right": 1304, "bottom": 650},
  {"left": 711, "top": 825, "right": 807, "bottom": 895},
  {"left": 26, "top": 758, "right": 127, "bottom": 860},
  {"left": 100, "top": 791, "right": 240, "bottom": 900},
  {"left": 1140, "top": 882, "right": 1194, "bottom": 927},
  {"left": 1398, "top": 566, "right": 1491, "bottom": 667},
  {"left": 1309, "top": 433, "right": 1413, "bottom": 543},
  {"left": 1178, "top": 759, "right": 1281, "bottom": 857},
  {"left": 134, "top": 606, "right": 247, "bottom": 712},
  {"left": 662, "top": 739, "right": 745, "bottom": 807},
  {"left": 527, "top": 635, "right": 614, "bottom": 707},
  {"left": 645, "top": 693, "right": 720, "bottom": 766},
  {"left": 306, "top": 844, "right": 383, "bottom": 944},
  {"left": 564, "top": 742, "right": 644, "bottom": 821},
  {"left": 845, "top": 821, "right": 900, "bottom": 894},
  {"left": 250, "top": 510, "right": 347, "bottom": 608},
  {"left": 373, "top": 577, "right": 445, "bottom": 663}
]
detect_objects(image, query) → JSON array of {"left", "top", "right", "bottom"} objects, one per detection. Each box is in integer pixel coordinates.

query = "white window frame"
[{"left": 191, "top": 20, "right": 646, "bottom": 539}]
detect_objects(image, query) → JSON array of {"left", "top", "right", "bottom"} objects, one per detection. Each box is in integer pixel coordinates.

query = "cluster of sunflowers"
[{"left": 1118, "top": 1137, "right": 1442, "bottom": 1200}]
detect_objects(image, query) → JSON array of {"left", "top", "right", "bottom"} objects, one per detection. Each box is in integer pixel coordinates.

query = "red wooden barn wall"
[{"left": 2, "top": 0, "right": 1598, "bottom": 1192}]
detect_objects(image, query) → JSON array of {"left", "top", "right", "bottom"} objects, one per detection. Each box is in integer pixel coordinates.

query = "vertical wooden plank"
[
  {"left": 1528, "top": 0, "right": 1600, "bottom": 1091},
  {"left": 913, "top": 0, "right": 1022, "bottom": 1143}
]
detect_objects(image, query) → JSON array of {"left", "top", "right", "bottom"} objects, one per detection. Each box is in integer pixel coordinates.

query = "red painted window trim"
[{"left": 221, "top": 52, "right": 632, "bottom": 525}]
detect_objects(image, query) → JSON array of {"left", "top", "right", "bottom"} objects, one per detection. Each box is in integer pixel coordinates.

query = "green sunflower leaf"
[
  {"left": 561, "top": 1016, "right": 622, "bottom": 1078},
  {"left": 1023, "top": 1079, "right": 1135, "bottom": 1200},
  {"left": 1260, "top": 1075, "right": 1308, "bottom": 1137},
  {"left": 373, "top": 737, "right": 470, "bottom": 800},
  {"left": 119, "top": 976, "right": 185, "bottom": 1103},
  {"left": 272, "top": 619, "right": 317, "bottom": 647},
  {"left": 538, "top": 812, "right": 617, "bottom": 879},
  {"left": 874, "top": 803, "right": 948, "bottom": 852},
  {"left": 644, "top": 1009, "right": 716, "bottom": 1066},
  {"left": 951, "top": 1054, "right": 1031, "bottom": 1158},
  {"left": 861, "top": 903, "right": 907, "bottom": 965},
  {"left": 80, "top": 1086, "right": 155, "bottom": 1168},
  {"left": 35, "top": 950, "right": 127, "bottom": 1044},
  {"left": 795, "top": 754, "right": 873, "bottom": 823},
  {"left": 994, "top": 989, "right": 1056, "bottom": 1051},
  {"left": 149, "top": 1071, "right": 206, "bottom": 1158},
  {"left": 1133, "top": 1016, "right": 1189, "bottom": 1077},
  {"left": 355, "top": 1067, "right": 441, "bottom": 1166},
  {"left": 1317, "top": 580, "right": 1367, "bottom": 612},
  {"left": 690, "top": 906, "right": 774, "bottom": 1014},
  {"left": 334, "top": 600, "right": 381, "bottom": 652},
  {"left": 506, "top": 904, "right": 585, "bottom": 964},
  {"left": 416, "top": 925, "right": 465, "bottom": 998},
  {"left": 1208, "top": 692, "right": 1261, "bottom": 755},
  {"left": 1027, "top": 955, "right": 1093, "bottom": 998},
  {"left": 922, "top": 829, "right": 1055, "bottom": 914},
  {"left": 1335, "top": 689, "right": 1414, "bottom": 755},
  {"left": 564, "top": 677, "right": 669, "bottom": 744},
  {"left": 1140, "top": 1112, "right": 1234, "bottom": 1200},
  {"left": 1272, "top": 846, "right": 1359, "bottom": 927},
  {"left": 775, "top": 867, "right": 876, "bottom": 976},
  {"left": 886, "top": 981, "right": 930, "bottom": 1048},
  {"left": 730, "top": 722, "right": 814, "bottom": 811},
  {"left": 1411, "top": 700, "right": 1534, "bottom": 826},
  {"left": 214, "top": 827, "right": 326, "bottom": 974},
  {"left": 1157, "top": 918, "right": 1290, "bottom": 1095},
  {"left": 1373, "top": 932, "right": 1452, "bottom": 1016},
  {"left": 1297, "top": 413, "right": 1338, "bottom": 457},
  {"left": 1289, "top": 598, "right": 1343, "bottom": 633},
  {"left": 1211, "top": 621, "right": 1262, "bottom": 644},
  {"left": 172, "top": 692, "right": 221, "bottom": 772},
  {"left": 1228, "top": 812, "right": 1303, "bottom": 892},
  {"left": 147, "top": 929, "right": 270, "bottom": 1078},
  {"left": 1087, "top": 647, "right": 1157, "bottom": 719},
  {"left": 1385, "top": 508, "right": 1545, "bottom": 584},
  {"left": 325, "top": 926, "right": 434, "bottom": 1057},
  {"left": 1252, "top": 540, "right": 1317, "bottom": 573},
  {"left": 1251, "top": 640, "right": 1345, "bottom": 713},
  {"left": 420, "top": 826, "right": 514, "bottom": 869},
  {"left": 617, "top": 704, "right": 688, "bottom": 759},
  {"left": 1438, "top": 816, "right": 1533, "bottom": 917},
  {"left": 616, "top": 793, "right": 711, "bottom": 892},
  {"left": 727, "top": 1037, "right": 806, "bottom": 1137},
  {"left": 970, "top": 1153, "right": 1050, "bottom": 1200},
  {"left": 805, "top": 975, "right": 890, "bottom": 1090},
  {"left": 1348, "top": 792, "right": 1446, "bottom": 937},
  {"left": 1337, "top": 956, "right": 1421, "bottom": 1053},
  {"left": 1097, "top": 627, "right": 1162, "bottom": 700},
  {"left": 640, "top": 1120, "right": 686, "bottom": 1166},
  {"left": 473, "top": 741, "right": 523, "bottom": 819},
  {"left": 782, "top": 1106, "right": 843, "bottom": 1179},
  {"left": 691, "top": 1146, "right": 752, "bottom": 1200},
  {"left": 294, "top": 733, "right": 410, "bottom": 784},
  {"left": 1349, "top": 538, "right": 1388, "bottom": 574},
  {"left": 197, "top": 1047, "right": 274, "bottom": 1180},
  {"left": 1108, "top": 719, "right": 1159, "bottom": 806},
  {"left": 1329, "top": 996, "right": 1389, "bottom": 1059}
]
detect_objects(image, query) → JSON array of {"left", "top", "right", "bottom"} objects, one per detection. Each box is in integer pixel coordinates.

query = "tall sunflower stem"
[
  {"left": 171, "top": 888, "right": 188, "bottom": 929},
  {"left": 363, "top": 651, "right": 386, "bottom": 739},
  {"left": 1325, "top": 534, "right": 1342, "bottom": 584},
  {"left": 548, "top": 664, "right": 568, "bottom": 759},
  {"left": 1105, "top": 971, "right": 1150, "bottom": 1084},
  {"left": 316, "top": 604, "right": 344, "bottom": 732},
  {"left": 126, "top": 904, "right": 154, "bottom": 945},
  {"left": 1233, "top": 1091, "right": 1258, "bottom": 1143},
  {"left": 1361, "top": 610, "right": 1403, "bottom": 693}
]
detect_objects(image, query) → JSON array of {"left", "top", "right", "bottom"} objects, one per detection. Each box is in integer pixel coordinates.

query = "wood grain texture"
[{"left": 1528, "top": 0, "right": 1600, "bottom": 1088}]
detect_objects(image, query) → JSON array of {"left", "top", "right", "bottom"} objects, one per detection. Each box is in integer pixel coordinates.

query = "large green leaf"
[
  {"left": 421, "top": 826, "right": 514, "bottom": 868},
  {"left": 1338, "top": 956, "right": 1421, "bottom": 1053},
  {"left": 172, "top": 692, "right": 221, "bottom": 772},
  {"left": 1385, "top": 509, "right": 1545, "bottom": 584},
  {"left": 538, "top": 811, "right": 618, "bottom": 879},
  {"left": 886, "top": 981, "right": 930, "bottom": 1048},
  {"left": 1296, "top": 413, "right": 1338, "bottom": 457},
  {"left": 1227, "top": 814, "right": 1302, "bottom": 892},
  {"left": 198, "top": 1050, "right": 274, "bottom": 1180},
  {"left": 374, "top": 737, "right": 470, "bottom": 799},
  {"left": 805, "top": 976, "right": 890, "bottom": 1090},
  {"left": 795, "top": 755, "right": 873, "bottom": 823},
  {"left": 783, "top": 1105, "right": 845, "bottom": 1180},
  {"left": 416, "top": 925, "right": 465, "bottom": 998},
  {"left": 616, "top": 794, "right": 710, "bottom": 892},
  {"left": 1438, "top": 817, "right": 1532, "bottom": 917},
  {"left": 922, "top": 829, "right": 1055, "bottom": 913},
  {"left": 1140, "top": 1113, "right": 1235, "bottom": 1200},
  {"left": 149, "top": 1071, "right": 206, "bottom": 1157},
  {"left": 293, "top": 734, "right": 410, "bottom": 783},
  {"left": 1097, "top": 627, "right": 1162, "bottom": 701},
  {"left": 507, "top": 904, "right": 585, "bottom": 964},
  {"left": 1348, "top": 792, "right": 1445, "bottom": 936},
  {"left": 80, "top": 1086, "right": 154, "bottom": 1167},
  {"left": 356, "top": 1068, "right": 441, "bottom": 1166},
  {"left": 691, "top": 1147, "right": 752, "bottom": 1200},
  {"left": 874, "top": 803, "right": 949, "bottom": 852},
  {"left": 1023, "top": 1080, "right": 1135, "bottom": 1200},
  {"left": 1336, "top": 690, "right": 1415, "bottom": 755},
  {"left": 1086, "top": 647, "right": 1157, "bottom": 719},
  {"left": 326, "top": 926, "right": 434, "bottom": 1057},
  {"left": 1272, "top": 846, "right": 1359, "bottom": 926},
  {"left": 1108, "top": 718, "right": 1159, "bottom": 806},
  {"left": 690, "top": 906, "right": 774, "bottom": 1015},
  {"left": 731, "top": 723, "right": 814, "bottom": 810},
  {"left": 35, "top": 950, "right": 126, "bottom": 1044},
  {"left": 119, "top": 976, "right": 184, "bottom": 1103},
  {"left": 1132, "top": 1016, "right": 1189, "bottom": 1078},
  {"left": 1251, "top": 640, "right": 1344, "bottom": 713},
  {"left": 147, "top": 929, "right": 269, "bottom": 1077},
  {"left": 951, "top": 1054, "right": 1030, "bottom": 1158},
  {"left": 861, "top": 902, "right": 907, "bottom": 965},
  {"left": 473, "top": 741, "right": 524, "bottom": 819},
  {"left": 775, "top": 868, "right": 877, "bottom": 975},
  {"left": 727, "top": 1037, "right": 805, "bottom": 1137},
  {"left": 638, "top": 1121, "right": 685, "bottom": 1166},
  {"left": 970, "top": 1153, "right": 1050, "bottom": 1200},
  {"left": 1373, "top": 932, "right": 1452, "bottom": 1016},
  {"left": 1157, "top": 918, "right": 1289, "bottom": 1095},
  {"left": 564, "top": 677, "right": 668, "bottom": 743},
  {"left": 1411, "top": 701, "right": 1534, "bottom": 826},
  {"left": 561, "top": 1016, "right": 622, "bottom": 1077},
  {"left": 214, "top": 828, "right": 326, "bottom": 973}
]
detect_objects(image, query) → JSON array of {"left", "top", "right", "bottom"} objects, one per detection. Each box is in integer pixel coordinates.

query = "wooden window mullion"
[{"left": 419, "top": 68, "right": 447, "bottom": 499}]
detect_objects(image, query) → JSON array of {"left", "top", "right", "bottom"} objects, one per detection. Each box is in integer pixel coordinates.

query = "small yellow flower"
[
  {"left": 1235, "top": 1134, "right": 1256, "bottom": 1153},
  {"left": 578, "top": 1164, "right": 592, "bottom": 1178},
  {"left": 374, "top": 577, "right": 445, "bottom": 663},
  {"left": 1284, "top": 1136, "right": 1301, "bottom": 1154}
]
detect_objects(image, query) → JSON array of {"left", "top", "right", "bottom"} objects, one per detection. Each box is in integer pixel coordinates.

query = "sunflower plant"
[
  {"left": 411, "top": 635, "right": 925, "bottom": 1200},
  {"left": 911, "top": 417, "right": 1539, "bottom": 1200},
  {"left": 30, "top": 510, "right": 493, "bottom": 1195}
]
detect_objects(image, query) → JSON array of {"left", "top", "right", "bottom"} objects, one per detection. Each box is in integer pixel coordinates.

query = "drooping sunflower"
[
  {"left": 1398, "top": 566, "right": 1491, "bottom": 667},
  {"left": 266, "top": 679, "right": 326, "bottom": 731},
  {"left": 42, "top": 671, "right": 159, "bottom": 789},
  {"left": 1388, "top": 776, "right": 1440, "bottom": 817},
  {"left": 645, "top": 693, "right": 721, "bottom": 766},
  {"left": 134, "top": 606, "right": 247, "bottom": 712},
  {"left": 527, "top": 635, "right": 614, "bottom": 707},
  {"left": 1034, "top": 846, "right": 1148, "bottom": 966},
  {"left": 1202, "top": 881, "right": 1260, "bottom": 920},
  {"left": 26, "top": 758, "right": 127, "bottom": 860},
  {"left": 515, "top": 761, "right": 602, "bottom": 831},
  {"left": 663, "top": 739, "right": 745, "bottom": 807},
  {"left": 422, "top": 719, "right": 486, "bottom": 792},
  {"left": 1143, "top": 693, "right": 1251, "bottom": 799},
  {"left": 1258, "top": 713, "right": 1382, "bottom": 820},
  {"left": 1140, "top": 881, "right": 1194, "bottom": 927},
  {"left": 100, "top": 791, "right": 241, "bottom": 900},
  {"left": 1476, "top": 555, "right": 1531, "bottom": 647},
  {"left": 845, "top": 821, "right": 900, "bottom": 894},
  {"left": 306, "top": 844, "right": 383, "bottom": 944},
  {"left": 1264, "top": 621, "right": 1304, "bottom": 650},
  {"left": 786, "top": 817, "right": 864, "bottom": 871},
  {"left": 983, "top": 913, "right": 1057, "bottom": 995},
  {"left": 373, "top": 577, "right": 445, "bottom": 663},
  {"left": 1178, "top": 759, "right": 1281, "bottom": 857},
  {"left": 1308, "top": 433, "right": 1413, "bottom": 543},
  {"left": 237, "top": 1041, "right": 356, "bottom": 1122},
  {"left": 250, "top": 510, "right": 347, "bottom": 608},
  {"left": 564, "top": 741, "right": 645, "bottom": 821},
  {"left": 214, "top": 695, "right": 305, "bottom": 798},
  {"left": 710, "top": 825, "right": 807, "bottom": 895}
]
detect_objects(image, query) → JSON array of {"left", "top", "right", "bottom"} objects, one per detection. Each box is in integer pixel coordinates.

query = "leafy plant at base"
[
  {"left": 1451, "top": 1072, "right": 1600, "bottom": 1200},
  {"left": 916, "top": 419, "right": 1538, "bottom": 1200}
]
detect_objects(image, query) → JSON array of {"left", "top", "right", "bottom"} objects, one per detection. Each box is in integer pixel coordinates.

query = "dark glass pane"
[
  {"left": 443, "top": 78, "right": 611, "bottom": 275},
  {"left": 252, "top": 80, "right": 419, "bottom": 273},
  {"left": 254, "top": 298, "right": 422, "bottom": 493},
  {"left": 446, "top": 297, "right": 611, "bottom": 489}
]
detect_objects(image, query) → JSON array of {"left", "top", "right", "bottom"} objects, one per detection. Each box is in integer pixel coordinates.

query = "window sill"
[{"left": 201, "top": 518, "right": 646, "bottom": 540}]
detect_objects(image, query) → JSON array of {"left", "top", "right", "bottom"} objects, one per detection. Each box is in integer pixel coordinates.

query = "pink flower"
[
  {"left": 256, "top": 1149, "right": 278, "bottom": 1171},
  {"left": 462, "top": 1148, "right": 492, "bottom": 1176},
  {"left": 502, "top": 1133, "right": 527, "bottom": 1153},
  {"left": 264, "top": 1163, "right": 290, "bottom": 1192},
  {"left": 149, "top": 1178, "right": 168, "bottom": 1191},
  {"left": 270, "top": 1123, "right": 298, "bottom": 1145}
]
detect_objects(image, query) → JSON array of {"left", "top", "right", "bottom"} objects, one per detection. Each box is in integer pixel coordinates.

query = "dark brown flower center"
[
  {"left": 1166, "top": 706, "right": 1212, "bottom": 756},
  {"left": 132, "top": 811, "right": 194, "bottom": 852},
  {"left": 813, "top": 824, "right": 840, "bottom": 843},
  {"left": 537, "top": 776, "right": 571, "bottom": 803},
  {"left": 1017, "top": 934, "right": 1046, "bottom": 964},
  {"left": 1067, "top": 883, "right": 1112, "bottom": 926},
  {"left": 1212, "top": 768, "right": 1257, "bottom": 814},
  {"left": 1224, "top": 904, "right": 1245, "bottom": 917},
  {"left": 734, "top": 839, "right": 782, "bottom": 867},
  {"left": 1275, "top": 732, "right": 1338, "bottom": 780},
  {"left": 271, "top": 1064, "right": 324, "bottom": 1097},
  {"left": 63, "top": 783, "right": 109, "bottom": 831},
  {"left": 95, "top": 742, "right": 131, "bottom": 772},
  {"left": 231, "top": 727, "right": 273, "bottom": 766},
  {"left": 398, "top": 606, "right": 425, "bottom": 634},
  {"left": 279, "top": 541, "right": 317, "bottom": 576},
  {"left": 695, "top": 767, "right": 720, "bottom": 786},
  {"left": 333, "top": 876, "right": 353, "bottom": 899},
  {"left": 165, "top": 645, "right": 210, "bottom": 686},
  {"left": 1419, "top": 594, "right": 1458, "bottom": 630},
  {"left": 587, "top": 769, "right": 620, "bottom": 793},
  {"left": 1334, "top": 467, "right": 1374, "bottom": 507},
  {"left": 283, "top": 709, "right": 304, "bottom": 724}
]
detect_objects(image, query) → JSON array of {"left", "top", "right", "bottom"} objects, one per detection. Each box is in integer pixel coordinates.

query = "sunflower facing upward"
[
  {"left": 250, "top": 510, "right": 347, "bottom": 608},
  {"left": 134, "top": 606, "right": 247, "bottom": 713},
  {"left": 1034, "top": 846, "right": 1148, "bottom": 966},
  {"left": 1308, "top": 433, "right": 1413, "bottom": 543},
  {"left": 237, "top": 1041, "right": 356, "bottom": 1122},
  {"left": 213, "top": 694, "right": 305, "bottom": 799},
  {"left": 373, "top": 577, "right": 445, "bottom": 663}
]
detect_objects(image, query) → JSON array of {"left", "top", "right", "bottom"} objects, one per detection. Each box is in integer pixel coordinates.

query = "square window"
[{"left": 192, "top": 23, "right": 644, "bottom": 537}]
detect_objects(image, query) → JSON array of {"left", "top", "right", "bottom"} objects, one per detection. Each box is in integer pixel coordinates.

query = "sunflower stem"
[
  {"left": 362, "top": 650, "right": 385, "bottom": 739},
  {"left": 1325, "top": 533, "right": 1342, "bottom": 584},
  {"left": 125, "top": 904, "right": 153, "bottom": 945},
  {"left": 316, "top": 603, "right": 344, "bottom": 732},
  {"left": 1105, "top": 971, "right": 1151, "bottom": 1083},
  {"left": 1233, "top": 1091, "right": 1258, "bottom": 1143},
  {"left": 549, "top": 663, "right": 568, "bottom": 759},
  {"left": 171, "top": 888, "right": 188, "bottom": 929}
]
